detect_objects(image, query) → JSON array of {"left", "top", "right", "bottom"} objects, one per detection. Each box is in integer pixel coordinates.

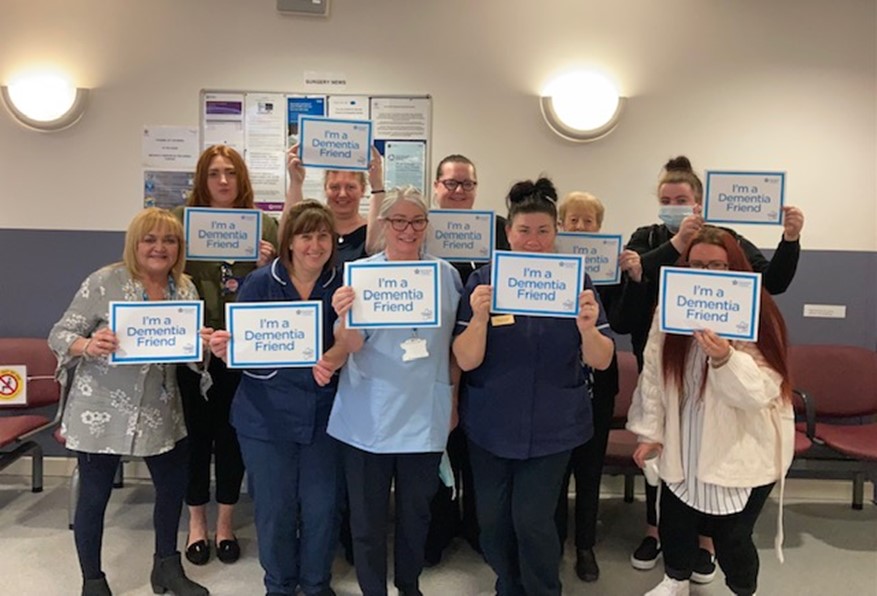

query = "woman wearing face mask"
[
  {"left": 454, "top": 178, "right": 614, "bottom": 596},
  {"left": 287, "top": 144, "right": 383, "bottom": 263},
  {"left": 617, "top": 156, "right": 803, "bottom": 582},
  {"left": 553, "top": 192, "right": 622, "bottom": 583}
]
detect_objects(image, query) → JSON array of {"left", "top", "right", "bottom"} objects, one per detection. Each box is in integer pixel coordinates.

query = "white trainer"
[{"left": 644, "top": 574, "right": 691, "bottom": 596}]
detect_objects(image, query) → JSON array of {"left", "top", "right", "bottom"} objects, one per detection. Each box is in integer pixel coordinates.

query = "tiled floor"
[{"left": 0, "top": 474, "right": 875, "bottom": 595}]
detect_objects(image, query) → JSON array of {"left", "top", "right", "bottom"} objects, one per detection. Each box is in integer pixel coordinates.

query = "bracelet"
[
  {"left": 710, "top": 347, "right": 734, "bottom": 369},
  {"left": 82, "top": 337, "right": 93, "bottom": 358},
  {"left": 371, "top": 189, "right": 385, "bottom": 194}
]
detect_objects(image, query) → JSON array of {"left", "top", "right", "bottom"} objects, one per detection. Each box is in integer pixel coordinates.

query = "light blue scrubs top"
[{"left": 327, "top": 253, "right": 462, "bottom": 454}]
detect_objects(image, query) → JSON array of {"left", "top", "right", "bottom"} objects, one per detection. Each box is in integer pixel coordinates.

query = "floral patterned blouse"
[{"left": 48, "top": 264, "right": 199, "bottom": 457}]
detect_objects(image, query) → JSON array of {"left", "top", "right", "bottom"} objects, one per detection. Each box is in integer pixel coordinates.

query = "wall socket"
[
  {"left": 802, "top": 304, "right": 847, "bottom": 319},
  {"left": 277, "top": 0, "right": 329, "bottom": 17}
]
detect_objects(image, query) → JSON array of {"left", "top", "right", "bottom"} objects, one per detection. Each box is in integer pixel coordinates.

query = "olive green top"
[{"left": 172, "top": 206, "right": 279, "bottom": 330}]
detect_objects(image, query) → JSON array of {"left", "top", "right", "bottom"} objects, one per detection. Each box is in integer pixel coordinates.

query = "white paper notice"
[
  {"left": 345, "top": 261, "right": 440, "bottom": 329},
  {"left": 109, "top": 301, "right": 204, "bottom": 364},
  {"left": 659, "top": 267, "right": 762, "bottom": 341},
  {"left": 142, "top": 126, "right": 199, "bottom": 170},
  {"left": 203, "top": 92, "right": 245, "bottom": 151},
  {"left": 370, "top": 97, "right": 430, "bottom": 140},
  {"left": 554, "top": 233, "right": 623, "bottom": 285},
  {"left": 226, "top": 301, "right": 323, "bottom": 368},
  {"left": 245, "top": 93, "right": 286, "bottom": 211}
]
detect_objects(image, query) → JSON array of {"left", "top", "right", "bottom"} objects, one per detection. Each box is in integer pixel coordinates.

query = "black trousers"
[
  {"left": 555, "top": 389, "right": 614, "bottom": 550},
  {"left": 659, "top": 482, "right": 774, "bottom": 596},
  {"left": 178, "top": 358, "right": 244, "bottom": 506},
  {"left": 74, "top": 440, "right": 188, "bottom": 580},
  {"left": 470, "top": 441, "right": 571, "bottom": 596},
  {"left": 424, "top": 426, "right": 480, "bottom": 557},
  {"left": 342, "top": 443, "right": 441, "bottom": 596}
]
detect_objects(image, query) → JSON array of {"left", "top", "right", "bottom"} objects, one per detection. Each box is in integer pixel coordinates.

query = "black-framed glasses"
[
  {"left": 439, "top": 179, "right": 477, "bottom": 192},
  {"left": 384, "top": 217, "right": 429, "bottom": 232},
  {"left": 688, "top": 260, "right": 730, "bottom": 271}
]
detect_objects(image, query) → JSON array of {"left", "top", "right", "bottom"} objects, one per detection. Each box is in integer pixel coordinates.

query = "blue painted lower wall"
[{"left": 2, "top": 228, "right": 875, "bottom": 457}]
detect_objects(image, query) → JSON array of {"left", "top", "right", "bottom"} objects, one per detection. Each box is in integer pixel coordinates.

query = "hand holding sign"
[
  {"left": 670, "top": 211, "right": 704, "bottom": 254},
  {"left": 576, "top": 290, "right": 601, "bottom": 334},
  {"left": 469, "top": 285, "right": 492, "bottom": 324},
  {"left": 85, "top": 327, "right": 119, "bottom": 359},
  {"left": 619, "top": 249, "right": 643, "bottom": 283},
  {"left": 368, "top": 145, "right": 384, "bottom": 191},
  {"left": 693, "top": 329, "right": 731, "bottom": 361},
  {"left": 205, "top": 329, "right": 231, "bottom": 362},
  {"left": 782, "top": 206, "right": 804, "bottom": 242},
  {"left": 332, "top": 286, "right": 356, "bottom": 318},
  {"left": 287, "top": 144, "right": 306, "bottom": 185}
]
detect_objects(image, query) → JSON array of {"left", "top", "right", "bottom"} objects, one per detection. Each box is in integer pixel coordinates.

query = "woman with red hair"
[{"left": 627, "top": 226, "right": 794, "bottom": 596}]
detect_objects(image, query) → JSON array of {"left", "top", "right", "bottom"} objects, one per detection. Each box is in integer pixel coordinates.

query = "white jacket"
[{"left": 626, "top": 315, "right": 795, "bottom": 560}]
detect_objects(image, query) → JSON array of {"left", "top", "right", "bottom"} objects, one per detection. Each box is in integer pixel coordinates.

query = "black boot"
[
  {"left": 82, "top": 575, "right": 112, "bottom": 596},
  {"left": 150, "top": 552, "right": 209, "bottom": 596}
]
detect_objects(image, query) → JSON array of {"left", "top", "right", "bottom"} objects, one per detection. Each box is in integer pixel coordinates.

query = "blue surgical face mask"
[{"left": 658, "top": 205, "right": 694, "bottom": 232}]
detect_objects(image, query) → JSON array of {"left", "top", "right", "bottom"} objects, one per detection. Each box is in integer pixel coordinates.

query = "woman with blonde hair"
[{"left": 49, "top": 208, "right": 207, "bottom": 596}]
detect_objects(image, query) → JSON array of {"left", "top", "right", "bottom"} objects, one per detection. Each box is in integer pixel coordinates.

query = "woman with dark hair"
[
  {"left": 453, "top": 178, "right": 614, "bottom": 596},
  {"left": 618, "top": 156, "right": 803, "bottom": 580},
  {"left": 173, "top": 144, "right": 279, "bottom": 566},
  {"left": 203, "top": 201, "right": 346, "bottom": 596},
  {"left": 627, "top": 225, "right": 794, "bottom": 596},
  {"left": 49, "top": 208, "right": 208, "bottom": 596}
]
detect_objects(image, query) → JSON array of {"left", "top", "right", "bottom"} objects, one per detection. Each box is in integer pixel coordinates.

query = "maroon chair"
[
  {"left": 787, "top": 344, "right": 877, "bottom": 509},
  {"left": 0, "top": 338, "right": 65, "bottom": 492},
  {"left": 603, "top": 351, "right": 642, "bottom": 502}
]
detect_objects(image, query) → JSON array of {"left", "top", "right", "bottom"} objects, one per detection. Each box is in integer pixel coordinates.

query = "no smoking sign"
[{"left": 0, "top": 366, "right": 27, "bottom": 406}]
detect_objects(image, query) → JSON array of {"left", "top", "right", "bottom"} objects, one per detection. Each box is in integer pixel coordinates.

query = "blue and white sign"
[
  {"left": 425, "top": 210, "right": 495, "bottom": 263},
  {"left": 345, "top": 261, "right": 440, "bottom": 328},
  {"left": 185, "top": 207, "right": 261, "bottom": 261},
  {"left": 659, "top": 267, "right": 762, "bottom": 341},
  {"left": 109, "top": 301, "right": 204, "bottom": 364},
  {"left": 555, "top": 233, "right": 622, "bottom": 285},
  {"left": 298, "top": 116, "right": 373, "bottom": 171},
  {"left": 491, "top": 251, "right": 584, "bottom": 318},
  {"left": 703, "top": 171, "right": 785, "bottom": 225},
  {"left": 226, "top": 301, "right": 322, "bottom": 368}
]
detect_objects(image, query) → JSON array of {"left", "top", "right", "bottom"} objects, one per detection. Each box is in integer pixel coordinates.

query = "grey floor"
[{"left": 0, "top": 474, "right": 875, "bottom": 596}]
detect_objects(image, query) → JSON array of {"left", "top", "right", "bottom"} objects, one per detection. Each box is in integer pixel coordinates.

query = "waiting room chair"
[
  {"left": 787, "top": 344, "right": 877, "bottom": 509},
  {"left": 0, "top": 338, "right": 65, "bottom": 493},
  {"left": 603, "top": 351, "right": 641, "bottom": 502}
]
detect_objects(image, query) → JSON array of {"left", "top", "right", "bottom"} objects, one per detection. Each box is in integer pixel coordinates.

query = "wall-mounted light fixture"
[
  {"left": 1, "top": 72, "right": 89, "bottom": 132},
  {"left": 540, "top": 71, "right": 625, "bottom": 142}
]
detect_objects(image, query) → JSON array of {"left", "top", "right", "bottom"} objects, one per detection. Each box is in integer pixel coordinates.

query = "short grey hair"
[{"left": 378, "top": 185, "right": 429, "bottom": 220}]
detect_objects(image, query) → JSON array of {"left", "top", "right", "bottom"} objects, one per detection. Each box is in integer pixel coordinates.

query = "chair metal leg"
[
  {"left": 623, "top": 473, "right": 635, "bottom": 503},
  {"left": 68, "top": 464, "right": 80, "bottom": 530},
  {"left": 852, "top": 472, "right": 864, "bottom": 510},
  {"left": 30, "top": 444, "right": 44, "bottom": 493},
  {"left": 113, "top": 460, "right": 124, "bottom": 489}
]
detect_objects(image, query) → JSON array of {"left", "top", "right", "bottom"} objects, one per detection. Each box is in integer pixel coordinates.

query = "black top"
[{"left": 337, "top": 224, "right": 367, "bottom": 264}]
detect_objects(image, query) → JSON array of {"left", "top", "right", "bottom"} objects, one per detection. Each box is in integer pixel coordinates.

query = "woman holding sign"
[
  {"left": 627, "top": 226, "right": 794, "bottom": 596},
  {"left": 617, "top": 156, "right": 803, "bottom": 580},
  {"left": 203, "top": 201, "right": 347, "bottom": 596},
  {"left": 453, "top": 178, "right": 614, "bottom": 596},
  {"left": 329, "top": 185, "right": 462, "bottom": 596},
  {"left": 49, "top": 208, "right": 208, "bottom": 596},
  {"left": 173, "top": 144, "right": 279, "bottom": 566},
  {"left": 553, "top": 191, "right": 622, "bottom": 583},
  {"left": 286, "top": 143, "right": 383, "bottom": 263}
]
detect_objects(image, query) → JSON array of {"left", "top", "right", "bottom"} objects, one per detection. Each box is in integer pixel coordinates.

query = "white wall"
[{"left": 1, "top": 0, "right": 875, "bottom": 252}]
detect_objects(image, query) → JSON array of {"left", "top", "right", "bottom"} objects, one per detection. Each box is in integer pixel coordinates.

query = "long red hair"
[{"left": 662, "top": 226, "right": 791, "bottom": 401}]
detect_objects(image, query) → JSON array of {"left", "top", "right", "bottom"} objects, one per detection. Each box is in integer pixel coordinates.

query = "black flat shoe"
[
  {"left": 185, "top": 538, "right": 210, "bottom": 566},
  {"left": 216, "top": 536, "right": 240, "bottom": 564},
  {"left": 576, "top": 548, "right": 599, "bottom": 582}
]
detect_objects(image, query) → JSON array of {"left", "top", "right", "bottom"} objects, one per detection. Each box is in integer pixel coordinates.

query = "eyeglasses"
[
  {"left": 688, "top": 260, "right": 730, "bottom": 271},
  {"left": 438, "top": 179, "right": 477, "bottom": 192},
  {"left": 384, "top": 217, "right": 429, "bottom": 232}
]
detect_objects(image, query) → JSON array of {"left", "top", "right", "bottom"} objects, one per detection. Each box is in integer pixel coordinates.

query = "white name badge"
[
  {"left": 703, "top": 171, "right": 785, "bottom": 225},
  {"left": 491, "top": 251, "right": 584, "bottom": 318},
  {"left": 0, "top": 365, "right": 27, "bottom": 406},
  {"left": 345, "top": 261, "right": 440, "bottom": 329},
  {"left": 425, "top": 210, "right": 495, "bottom": 262},
  {"left": 298, "top": 115, "right": 373, "bottom": 171},
  {"left": 109, "top": 301, "right": 204, "bottom": 364},
  {"left": 226, "top": 301, "right": 322, "bottom": 368},
  {"left": 185, "top": 207, "right": 261, "bottom": 261},
  {"left": 659, "top": 267, "right": 762, "bottom": 341},
  {"left": 554, "top": 233, "right": 622, "bottom": 285}
]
